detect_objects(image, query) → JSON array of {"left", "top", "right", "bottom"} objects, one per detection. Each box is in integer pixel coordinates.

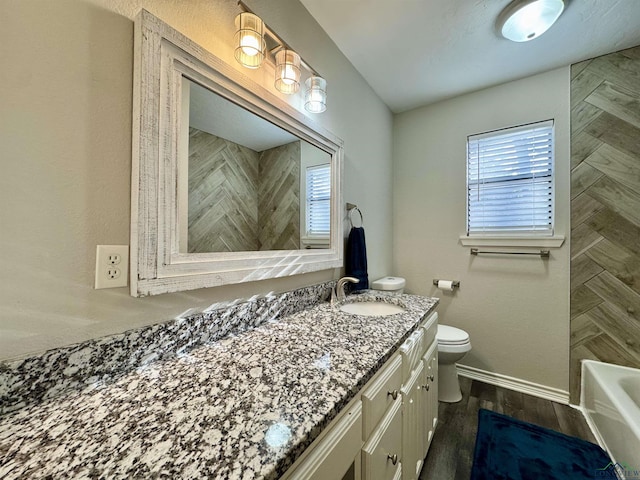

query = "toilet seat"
[{"left": 437, "top": 325, "right": 470, "bottom": 345}]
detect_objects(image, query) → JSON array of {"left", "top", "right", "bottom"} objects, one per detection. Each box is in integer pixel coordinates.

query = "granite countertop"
[{"left": 0, "top": 292, "right": 438, "bottom": 479}]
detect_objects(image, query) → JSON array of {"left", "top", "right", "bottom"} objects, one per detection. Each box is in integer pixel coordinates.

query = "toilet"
[
  {"left": 370, "top": 276, "right": 406, "bottom": 294},
  {"left": 370, "top": 277, "right": 471, "bottom": 403},
  {"left": 437, "top": 324, "right": 472, "bottom": 403}
]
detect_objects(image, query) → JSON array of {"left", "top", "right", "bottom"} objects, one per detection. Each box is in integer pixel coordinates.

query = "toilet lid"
[{"left": 437, "top": 325, "right": 469, "bottom": 345}]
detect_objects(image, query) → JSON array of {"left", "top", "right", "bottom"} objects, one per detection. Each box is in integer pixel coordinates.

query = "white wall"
[
  {"left": 0, "top": 0, "right": 393, "bottom": 361},
  {"left": 393, "top": 68, "right": 571, "bottom": 392}
]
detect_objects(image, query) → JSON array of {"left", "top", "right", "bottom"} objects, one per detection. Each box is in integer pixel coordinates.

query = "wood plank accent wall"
[
  {"left": 188, "top": 128, "right": 259, "bottom": 253},
  {"left": 258, "top": 142, "right": 301, "bottom": 251},
  {"left": 570, "top": 45, "right": 640, "bottom": 403},
  {"left": 187, "top": 128, "right": 300, "bottom": 253}
]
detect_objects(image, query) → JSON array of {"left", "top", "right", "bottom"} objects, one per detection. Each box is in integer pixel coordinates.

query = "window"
[
  {"left": 467, "top": 120, "right": 554, "bottom": 236},
  {"left": 306, "top": 164, "right": 331, "bottom": 237}
]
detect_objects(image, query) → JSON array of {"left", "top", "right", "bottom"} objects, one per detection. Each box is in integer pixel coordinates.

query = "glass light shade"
[
  {"left": 234, "top": 13, "right": 266, "bottom": 68},
  {"left": 498, "top": 0, "right": 564, "bottom": 42},
  {"left": 305, "top": 76, "right": 327, "bottom": 113},
  {"left": 275, "top": 50, "right": 301, "bottom": 94}
]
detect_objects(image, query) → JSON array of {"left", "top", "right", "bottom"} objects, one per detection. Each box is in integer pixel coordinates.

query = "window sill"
[
  {"left": 301, "top": 236, "right": 330, "bottom": 249},
  {"left": 459, "top": 235, "right": 565, "bottom": 248}
]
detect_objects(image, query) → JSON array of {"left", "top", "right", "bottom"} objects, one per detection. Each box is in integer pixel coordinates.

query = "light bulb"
[
  {"left": 234, "top": 13, "right": 265, "bottom": 68},
  {"left": 305, "top": 76, "right": 327, "bottom": 113},
  {"left": 281, "top": 65, "right": 296, "bottom": 85},
  {"left": 240, "top": 34, "right": 260, "bottom": 56},
  {"left": 274, "top": 50, "right": 301, "bottom": 94},
  {"left": 309, "top": 91, "right": 323, "bottom": 102}
]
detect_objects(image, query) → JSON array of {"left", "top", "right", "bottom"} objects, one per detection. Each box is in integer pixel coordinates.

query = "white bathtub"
[{"left": 581, "top": 360, "right": 640, "bottom": 476}]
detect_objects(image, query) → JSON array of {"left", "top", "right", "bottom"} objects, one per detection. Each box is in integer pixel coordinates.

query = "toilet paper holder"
[{"left": 432, "top": 279, "right": 460, "bottom": 289}]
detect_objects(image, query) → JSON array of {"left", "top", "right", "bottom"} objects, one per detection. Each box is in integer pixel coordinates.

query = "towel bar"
[
  {"left": 470, "top": 248, "right": 550, "bottom": 258},
  {"left": 347, "top": 203, "right": 363, "bottom": 228}
]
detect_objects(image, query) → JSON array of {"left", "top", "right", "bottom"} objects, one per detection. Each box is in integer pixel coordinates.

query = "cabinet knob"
[
  {"left": 628, "top": 307, "right": 635, "bottom": 314},
  {"left": 421, "top": 384, "right": 430, "bottom": 391},
  {"left": 387, "top": 390, "right": 399, "bottom": 400},
  {"left": 429, "top": 374, "right": 435, "bottom": 381},
  {"left": 387, "top": 453, "right": 398, "bottom": 465}
]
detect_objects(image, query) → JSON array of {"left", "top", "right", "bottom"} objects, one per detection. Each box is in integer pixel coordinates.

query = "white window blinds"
[
  {"left": 467, "top": 120, "right": 554, "bottom": 235},
  {"left": 306, "top": 164, "right": 331, "bottom": 237}
]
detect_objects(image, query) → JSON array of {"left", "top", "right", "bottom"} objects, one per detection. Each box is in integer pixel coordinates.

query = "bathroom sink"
[{"left": 339, "top": 301, "right": 406, "bottom": 316}]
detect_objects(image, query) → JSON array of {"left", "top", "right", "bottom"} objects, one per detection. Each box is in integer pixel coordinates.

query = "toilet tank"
[{"left": 371, "top": 276, "right": 406, "bottom": 294}]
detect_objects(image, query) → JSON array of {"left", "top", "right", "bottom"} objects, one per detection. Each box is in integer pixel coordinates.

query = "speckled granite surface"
[
  {"left": 0, "top": 291, "right": 437, "bottom": 480},
  {"left": 0, "top": 282, "right": 334, "bottom": 415}
]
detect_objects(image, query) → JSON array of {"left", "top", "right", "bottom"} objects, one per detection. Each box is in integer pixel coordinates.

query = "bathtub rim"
[{"left": 580, "top": 359, "right": 640, "bottom": 470}]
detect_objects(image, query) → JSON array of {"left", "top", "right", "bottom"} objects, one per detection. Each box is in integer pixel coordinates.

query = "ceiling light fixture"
[
  {"left": 233, "top": 2, "right": 327, "bottom": 112},
  {"left": 497, "top": 0, "right": 565, "bottom": 42},
  {"left": 305, "top": 76, "right": 327, "bottom": 113},
  {"left": 275, "top": 49, "right": 301, "bottom": 94},
  {"left": 234, "top": 12, "right": 266, "bottom": 68}
]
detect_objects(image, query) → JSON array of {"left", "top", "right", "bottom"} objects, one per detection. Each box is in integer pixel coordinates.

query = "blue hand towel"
[{"left": 346, "top": 226, "right": 368, "bottom": 291}]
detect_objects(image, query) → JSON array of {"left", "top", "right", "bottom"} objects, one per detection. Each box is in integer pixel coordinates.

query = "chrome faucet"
[{"left": 331, "top": 276, "right": 360, "bottom": 305}]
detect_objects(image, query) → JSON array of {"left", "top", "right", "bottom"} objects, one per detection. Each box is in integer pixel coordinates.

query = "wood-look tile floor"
[{"left": 419, "top": 377, "right": 597, "bottom": 480}]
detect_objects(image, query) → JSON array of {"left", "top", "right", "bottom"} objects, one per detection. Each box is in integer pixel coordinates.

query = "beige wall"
[
  {"left": 393, "top": 68, "right": 571, "bottom": 393},
  {"left": 0, "top": 0, "right": 393, "bottom": 360}
]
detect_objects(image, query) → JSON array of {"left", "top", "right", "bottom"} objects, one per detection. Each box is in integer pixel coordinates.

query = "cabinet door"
[
  {"left": 288, "top": 401, "right": 363, "bottom": 480},
  {"left": 362, "top": 400, "right": 403, "bottom": 480},
  {"left": 401, "top": 361, "right": 423, "bottom": 480},
  {"left": 419, "top": 342, "right": 438, "bottom": 462},
  {"left": 362, "top": 355, "right": 402, "bottom": 438}
]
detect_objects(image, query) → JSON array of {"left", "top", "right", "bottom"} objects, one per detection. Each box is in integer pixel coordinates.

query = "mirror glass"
[{"left": 179, "top": 78, "right": 332, "bottom": 253}]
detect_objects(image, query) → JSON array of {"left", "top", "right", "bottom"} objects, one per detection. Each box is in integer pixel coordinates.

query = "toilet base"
[{"left": 438, "top": 362, "right": 463, "bottom": 403}]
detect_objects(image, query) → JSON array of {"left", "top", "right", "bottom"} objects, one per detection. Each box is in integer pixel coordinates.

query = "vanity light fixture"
[
  {"left": 275, "top": 49, "right": 301, "bottom": 94},
  {"left": 497, "top": 0, "right": 565, "bottom": 42},
  {"left": 305, "top": 76, "right": 327, "bottom": 113},
  {"left": 233, "top": 2, "right": 328, "bottom": 112},
  {"left": 234, "top": 12, "right": 266, "bottom": 68}
]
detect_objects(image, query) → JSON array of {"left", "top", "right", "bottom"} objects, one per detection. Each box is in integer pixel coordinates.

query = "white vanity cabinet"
[
  {"left": 398, "top": 311, "right": 439, "bottom": 480},
  {"left": 285, "top": 311, "right": 439, "bottom": 480}
]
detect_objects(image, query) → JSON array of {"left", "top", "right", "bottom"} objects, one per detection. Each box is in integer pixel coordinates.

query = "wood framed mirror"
[{"left": 131, "top": 10, "right": 343, "bottom": 297}]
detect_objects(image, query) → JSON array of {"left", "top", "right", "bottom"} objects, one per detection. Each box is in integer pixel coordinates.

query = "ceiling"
[{"left": 299, "top": 0, "right": 640, "bottom": 113}]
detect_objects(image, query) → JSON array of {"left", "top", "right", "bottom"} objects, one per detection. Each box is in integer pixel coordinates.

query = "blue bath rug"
[{"left": 471, "top": 409, "right": 611, "bottom": 480}]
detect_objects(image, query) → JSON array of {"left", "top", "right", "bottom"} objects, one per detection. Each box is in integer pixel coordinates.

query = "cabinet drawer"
[
  {"left": 362, "top": 354, "right": 402, "bottom": 438},
  {"left": 420, "top": 311, "right": 438, "bottom": 354},
  {"left": 399, "top": 329, "right": 424, "bottom": 379},
  {"left": 362, "top": 399, "right": 403, "bottom": 480},
  {"left": 288, "top": 401, "right": 363, "bottom": 480}
]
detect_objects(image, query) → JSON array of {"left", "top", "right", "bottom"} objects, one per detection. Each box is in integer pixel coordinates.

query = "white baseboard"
[{"left": 457, "top": 364, "right": 570, "bottom": 405}]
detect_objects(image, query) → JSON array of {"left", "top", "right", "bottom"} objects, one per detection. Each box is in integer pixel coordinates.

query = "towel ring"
[{"left": 349, "top": 206, "right": 363, "bottom": 228}]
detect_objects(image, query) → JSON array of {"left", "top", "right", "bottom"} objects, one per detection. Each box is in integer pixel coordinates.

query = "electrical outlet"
[
  {"left": 95, "top": 245, "right": 129, "bottom": 289},
  {"left": 106, "top": 267, "right": 121, "bottom": 279},
  {"left": 107, "top": 254, "right": 121, "bottom": 265}
]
